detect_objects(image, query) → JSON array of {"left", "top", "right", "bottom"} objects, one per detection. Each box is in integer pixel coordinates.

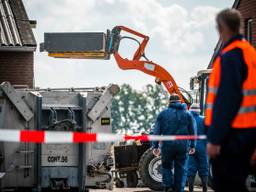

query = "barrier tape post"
[{"left": 0, "top": 129, "right": 207, "bottom": 144}]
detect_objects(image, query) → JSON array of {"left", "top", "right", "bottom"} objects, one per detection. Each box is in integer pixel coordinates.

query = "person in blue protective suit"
[
  {"left": 152, "top": 94, "right": 196, "bottom": 192},
  {"left": 187, "top": 103, "right": 208, "bottom": 192}
]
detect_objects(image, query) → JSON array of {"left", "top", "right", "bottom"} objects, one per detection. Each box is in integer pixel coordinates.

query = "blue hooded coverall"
[
  {"left": 152, "top": 102, "right": 196, "bottom": 192},
  {"left": 187, "top": 111, "right": 208, "bottom": 191}
]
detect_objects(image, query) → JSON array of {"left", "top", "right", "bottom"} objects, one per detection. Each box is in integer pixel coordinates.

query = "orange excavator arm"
[
  {"left": 40, "top": 25, "right": 192, "bottom": 105},
  {"left": 107, "top": 26, "right": 190, "bottom": 104}
]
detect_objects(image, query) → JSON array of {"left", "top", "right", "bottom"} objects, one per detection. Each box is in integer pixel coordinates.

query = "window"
[{"left": 246, "top": 18, "right": 253, "bottom": 44}]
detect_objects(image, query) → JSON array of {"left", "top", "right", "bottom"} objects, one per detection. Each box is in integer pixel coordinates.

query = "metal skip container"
[{"left": 0, "top": 82, "right": 119, "bottom": 191}]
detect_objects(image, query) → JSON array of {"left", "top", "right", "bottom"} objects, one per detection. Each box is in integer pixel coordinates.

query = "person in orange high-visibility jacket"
[{"left": 206, "top": 9, "right": 256, "bottom": 192}]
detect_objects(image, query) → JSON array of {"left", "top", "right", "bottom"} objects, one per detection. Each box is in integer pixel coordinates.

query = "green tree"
[
  {"left": 142, "top": 84, "right": 167, "bottom": 130},
  {"left": 111, "top": 84, "right": 168, "bottom": 134}
]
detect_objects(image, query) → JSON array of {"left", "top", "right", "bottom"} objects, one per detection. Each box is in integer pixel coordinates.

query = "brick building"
[
  {"left": 0, "top": 0, "right": 36, "bottom": 88},
  {"left": 234, "top": 0, "right": 256, "bottom": 47}
]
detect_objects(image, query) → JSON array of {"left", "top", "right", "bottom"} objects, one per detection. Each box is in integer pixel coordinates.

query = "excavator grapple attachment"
[{"left": 40, "top": 32, "right": 110, "bottom": 59}]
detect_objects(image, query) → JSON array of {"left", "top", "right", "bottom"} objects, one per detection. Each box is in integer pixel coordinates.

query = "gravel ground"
[{"left": 90, "top": 186, "right": 214, "bottom": 192}]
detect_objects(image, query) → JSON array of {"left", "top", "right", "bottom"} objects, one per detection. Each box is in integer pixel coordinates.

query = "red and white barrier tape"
[{"left": 0, "top": 129, "right": 207, "bottom": 143}]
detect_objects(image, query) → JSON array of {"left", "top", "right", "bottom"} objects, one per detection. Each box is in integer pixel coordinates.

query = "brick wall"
[
  {"left": 0, "top": 51, "right": 34, "bottom": 88},
  {"left": 237, "top": 0, "right": 256, "bottom": 47}
]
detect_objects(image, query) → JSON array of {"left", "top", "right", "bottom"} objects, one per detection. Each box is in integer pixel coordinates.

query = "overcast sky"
[{"left": 23, "top": 0, "right": 234, "bottom": 90}]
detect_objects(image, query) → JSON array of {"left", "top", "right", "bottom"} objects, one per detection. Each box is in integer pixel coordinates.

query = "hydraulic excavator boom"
[
  {"left": 40, "top": 26, "right": 192, "bottom": 105},
  {"left": 107, "top": 26, "right": 189, "bottom": 104}
]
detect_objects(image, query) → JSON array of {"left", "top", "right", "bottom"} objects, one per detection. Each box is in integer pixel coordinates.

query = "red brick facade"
[
  {"left": 236, "top": 0, "right": 256, "bottom": 47},
  {"left": 0, "top": 52, "right": 34, "bottom": 88}
]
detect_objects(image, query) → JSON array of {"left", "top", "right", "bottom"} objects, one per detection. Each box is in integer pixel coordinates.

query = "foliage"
[{"left": 111, "top": 84, "right": 168, "bottom": 134}]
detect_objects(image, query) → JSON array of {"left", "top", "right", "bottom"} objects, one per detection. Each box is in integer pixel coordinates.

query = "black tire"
[
  {"left": 139, "top": 148, "right": 163, "bottom": 191},
  {"left": 115, "top": 178, "right": 125, "bottom": 188},
  {"left": 126, "top": 171, "right": 138, "bottom": 187}
]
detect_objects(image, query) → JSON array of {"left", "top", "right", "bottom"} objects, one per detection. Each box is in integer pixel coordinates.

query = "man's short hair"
[{"left": 216, "top": 9, "right": 242, "bottom": 34}]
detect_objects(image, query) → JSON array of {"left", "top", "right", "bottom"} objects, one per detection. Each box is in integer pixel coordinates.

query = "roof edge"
[
  {"left": 232, "top": 0, "right": 241, "bottom": 8},
  {"left": 0, "top": 46, "right": 36, "bottom": 52}
]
